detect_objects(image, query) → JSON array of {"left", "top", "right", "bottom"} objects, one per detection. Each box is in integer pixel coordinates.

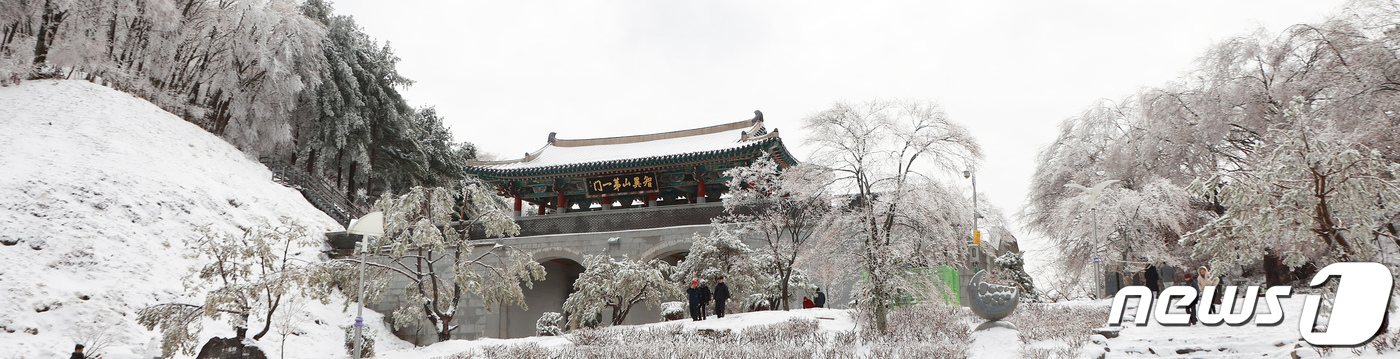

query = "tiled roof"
[{"left": 466, "top": 116, "right": 790, "bottom": 177}]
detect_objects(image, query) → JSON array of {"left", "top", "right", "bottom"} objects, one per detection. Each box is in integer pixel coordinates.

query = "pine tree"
[
  {"left": 563, "top": 255, "right": 679, "bottom": 326},
  {"left": 312, "top": 179, "right": 545, "bottom": 342},
  {"left": 137, "top": 219, "right": 317, "bottom": 358}
]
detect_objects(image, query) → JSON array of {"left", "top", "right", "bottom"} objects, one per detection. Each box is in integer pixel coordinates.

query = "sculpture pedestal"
[
  {"left": 969, "top": 320, "right": 1022, "bottom": 358},
  {"left": 974, "top": 320, "right": 1018, "bottom": 332}
]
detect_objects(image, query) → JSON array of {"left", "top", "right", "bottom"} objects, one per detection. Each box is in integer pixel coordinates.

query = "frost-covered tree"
[
  {"left": 1184, "top": 120, "right": 1400, "bottom": 271},
  {"left": 563, "top": 255, "right": 680, "bottom": 326},
  {"left": 1026, "top": 1, "right": 1400, "bottom": 294},
  {"left": 0, "top": 0, "right": 325, "bottom": 155},
  {"left": 1024, "top": 99, "right": 1202, "bottom": 294},
  {"left": 137, "top": 219, "right": 316, "bottom": 358},
  {"left": 318, "top": 180, "right": 545, "bottom": 342},
  {"left": 804, "top": 99, "right": 981, "bottom": 334},
  {"left": 673, "top": 224, "right": 814, "bottom": 312},
  {"left": 720, "top": 156, "right": 831, "bottom": 310}
]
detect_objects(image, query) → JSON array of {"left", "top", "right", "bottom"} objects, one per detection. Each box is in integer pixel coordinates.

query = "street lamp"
[
  {"left": 963, "top": 167, "right": 981, "bottom": 270},
  {"left": 346, "top": 212, "right": 384, "bottom": 359},
  {"left": 1065, "top": 180, "right": 1118, "bottom": 299}
]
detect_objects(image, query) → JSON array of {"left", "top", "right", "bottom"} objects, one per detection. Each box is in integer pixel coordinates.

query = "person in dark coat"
[
  {"left": 71, "top": 344, "right": 95, "bottom": 359},
  {"left": 686, "top": 280, "right": 702, "bottom": 321},
  {"left": 714, "top": 277, "right": 731, "bottom": 318},
  {"left": 1184, "top": 273, "right": 1199, "bottom": 325},
  {"left": 698, "top": 279, "right": 712, "bottom": 320},
  {"left": 813, "top": 288, "right": 827, "bottom": 308},
  {"left": 1144, "top": 263, "right": 1160, "bottom": 295}
]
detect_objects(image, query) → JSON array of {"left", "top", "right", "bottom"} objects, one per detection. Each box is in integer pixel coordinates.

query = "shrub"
[
  {"left": 536, "top": 312, "right": 564, "bottom": 336},
  {"left": 342, "top": 325, "right": 375, "bottom": 358}
]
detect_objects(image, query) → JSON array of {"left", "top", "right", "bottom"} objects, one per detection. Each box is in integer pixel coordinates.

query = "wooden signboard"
[{"left": 586, "top": 173, "right": 658, "bottom": 197}]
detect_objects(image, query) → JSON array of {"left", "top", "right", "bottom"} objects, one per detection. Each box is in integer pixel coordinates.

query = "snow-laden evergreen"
[
  {"left": 325, "top": 184, "right": 545, "bottom": 343},
  {"left": 719, "top": 156, "right": 830, "bottom": 311},
  {"left": 562, "top": 255, "right": 680, "bottom": 327}
]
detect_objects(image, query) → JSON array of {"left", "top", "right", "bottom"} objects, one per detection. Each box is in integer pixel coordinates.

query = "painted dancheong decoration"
[{"left": 967, "top": 270, "right": 1019, "bottom": 321}]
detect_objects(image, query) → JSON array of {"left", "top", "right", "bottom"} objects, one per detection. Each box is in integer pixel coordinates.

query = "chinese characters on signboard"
[{"left": 586, "top": 173, "right": 658, "bottom": 197}]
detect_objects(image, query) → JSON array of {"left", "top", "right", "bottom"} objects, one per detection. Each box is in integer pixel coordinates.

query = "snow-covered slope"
[{"left": 0, "top": 80, "right": 406, "bottom": 359}]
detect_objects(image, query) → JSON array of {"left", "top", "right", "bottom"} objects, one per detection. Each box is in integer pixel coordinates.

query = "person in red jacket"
[{"left": 802, "top": 296, "right": 816, "bottom": 309}]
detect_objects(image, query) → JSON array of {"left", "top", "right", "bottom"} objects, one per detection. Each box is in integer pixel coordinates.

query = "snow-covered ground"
[
  {"left": 0, "top": 80, "right": 409, "bottom": 359},
  {"left": 376, "top": 308, "right": 856, "bottom": 358},
  {"left": 1099, "top": 296, "right": 1398, "bottom": 358}
]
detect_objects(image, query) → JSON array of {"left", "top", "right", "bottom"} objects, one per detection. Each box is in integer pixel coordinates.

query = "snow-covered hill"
[{"left": 0, "top": 80, "right": 407, "bottom": 359}]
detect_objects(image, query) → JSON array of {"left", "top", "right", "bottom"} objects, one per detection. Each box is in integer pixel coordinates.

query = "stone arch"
[
  {"left": 624, "top": 239, "right": 694, "bottom": 326},
  {"left": 531, "top": 246, "right": 587, "bottom": 265},
  {"left": 639, "top": 239, "right": 693, "bottom": 265},
  {"left": 503, "top": 247, "right": 587, "bottom": 338}
]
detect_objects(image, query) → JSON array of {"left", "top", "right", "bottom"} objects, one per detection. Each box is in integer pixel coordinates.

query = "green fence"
[{"left": 864, "top": 265, "right": 963, "bottom": 306}]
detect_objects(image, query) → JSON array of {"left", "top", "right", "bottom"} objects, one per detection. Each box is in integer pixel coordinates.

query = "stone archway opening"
[
  {"left": 505, "top": 258, "right": 584, "bottom": 338},
  {"left": 657, "top": 251, "right": 688, "bottom": 266},
  {"left": 623, "top": 250, "right": 690, "bottom": 326}
]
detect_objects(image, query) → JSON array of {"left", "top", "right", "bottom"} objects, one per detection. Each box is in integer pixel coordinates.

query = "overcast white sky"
[{"left": 331, "top": 0, "right": 1346, "bottom": 274}]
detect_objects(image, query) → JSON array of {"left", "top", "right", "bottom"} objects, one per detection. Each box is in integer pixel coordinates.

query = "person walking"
[
  {"left": 686, "top": 280, "right": 702, "bottom": 321},
  {"left": 698, "top": 279, "right": 712, "bottom": 320},
  {"left": 714, "top": 277, "right": 731, "bottom": 318},
  {"left": 1198, "top": 266, "right": 1220, "bottom": 314},
  {"left": 1184, "top": 272, "right": 1199, "bottom": 325},
  {"left": 813, "top": 288, "right": 827, "bottom": 308},
  {"left": 1144, "top": 263, "right": 1160, "bottom": 296},
  {"left": 1160, "top": 263, "right": 1175, "bottom": 288}
]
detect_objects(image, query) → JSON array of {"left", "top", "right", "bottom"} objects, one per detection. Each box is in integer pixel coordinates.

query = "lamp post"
[
  {"left": 1093, "top": 207, "right": 1100, "bottom": 299},
  {"left": 346, "top": 212, "right": 384, "bottom": 359},
  {"left": 963, "top": 167, "right": 980, "bottom": 270},
  {"left": 1065, "top": 180, "right": 1118, "bottom": 299}
]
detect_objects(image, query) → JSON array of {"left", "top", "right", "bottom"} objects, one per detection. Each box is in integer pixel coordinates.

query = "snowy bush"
[
  {"left": 341, "top": 325, "right": 376, "bottom": 358},
  {"left": 1019, "top": 345, "right": 1081, "bottom": 359},
  {"left": 863, "top": 303, "right": 972, "bottom": 347},
  {"left": 559, "top": 320, "right": 826, "bottom": 358},
  {"left": 661, "top": 301, "right": 687, "bottom": 321},
  {"left": 736, "top": 318, "right": 824, "bottom": 347},
  {"left": 1002, "top": 302, "right": 1110, "bottom": 350},
  {"left": 478, "top": 342, "right": 550, "bottom": 359},
  {"left": 535, "top": 312, "right": 563, "bottom": 336}
]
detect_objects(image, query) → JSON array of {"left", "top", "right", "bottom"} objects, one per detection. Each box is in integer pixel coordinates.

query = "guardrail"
[{"left": 261, "top": 157, "right": 368, "bottom": 225}]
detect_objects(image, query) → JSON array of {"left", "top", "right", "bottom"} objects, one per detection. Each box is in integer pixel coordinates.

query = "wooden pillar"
[
  {"left": 696, "top": 177, "right": 707, "bottom": 203},
  {"left": 557, "top": 191, "right": 567, "bottom": 214},
  {"left": 513, "top": 196, "right": 522, "bottom": 218},
  {"left": 647, "top": 193, "right": 657, "bottom": 207},
  {"left": 602, "top": 196, "right": 611, "bottom": 210},
  {"left": 537, "top": 202, "right": 545, "bottom": 216}
]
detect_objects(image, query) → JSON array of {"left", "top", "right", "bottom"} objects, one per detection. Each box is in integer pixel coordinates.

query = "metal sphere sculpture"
[{"left": 967, "top": 270, "right": 1019, "bottom": 321}]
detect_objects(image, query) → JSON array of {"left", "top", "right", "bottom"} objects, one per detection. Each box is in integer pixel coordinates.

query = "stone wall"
[{"left": 369, "top": 222, "right": 716, "bottom": 345}]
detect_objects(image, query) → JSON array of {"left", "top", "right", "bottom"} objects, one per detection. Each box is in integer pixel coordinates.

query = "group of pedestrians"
[
  {"left": 802, "top": 288, "right": 826, "bottom": 309},
  {"left": 686, "top": 277, "right": 730, "bottom": 321},
  {"left": 1142, "top": 263, "right": 1224, "bottom": 326}
]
